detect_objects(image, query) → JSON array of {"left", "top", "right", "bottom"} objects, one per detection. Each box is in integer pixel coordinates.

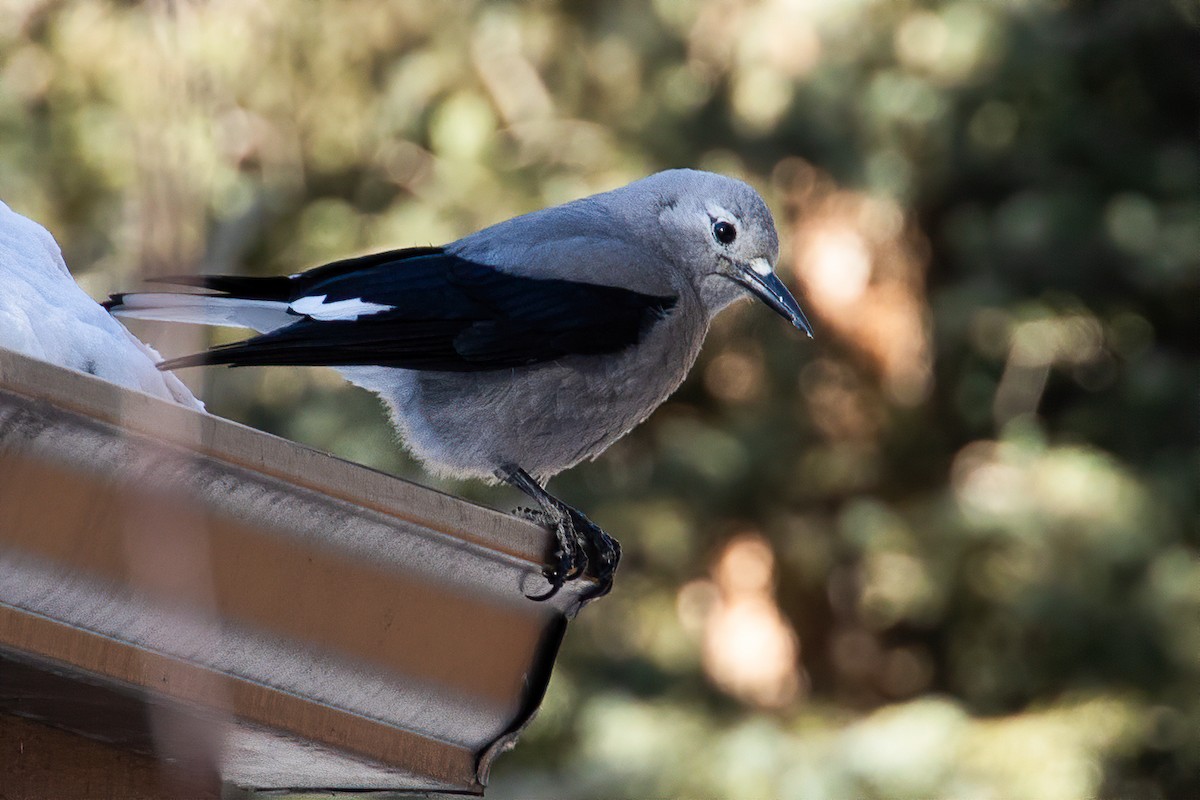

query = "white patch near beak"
[{"left": 749, "top": 257, "right": 773, "bottom": 277}]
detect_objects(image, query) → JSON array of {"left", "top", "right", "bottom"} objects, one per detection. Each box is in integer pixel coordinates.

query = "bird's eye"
[{"left": 712, "top": 220, "right": 737, "bottom": 245}]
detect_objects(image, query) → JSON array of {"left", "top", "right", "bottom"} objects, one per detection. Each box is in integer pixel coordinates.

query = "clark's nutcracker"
[{"left": 107, "top": 169, "right": 813, "bottom": 600}]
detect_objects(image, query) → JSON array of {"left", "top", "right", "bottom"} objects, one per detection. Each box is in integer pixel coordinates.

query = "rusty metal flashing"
[{"left": 0, "top": 347, "right": 585, "bottom": 793}]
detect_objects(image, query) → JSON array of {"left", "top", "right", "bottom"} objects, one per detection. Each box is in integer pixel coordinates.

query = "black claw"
[
  {"left": 519, "top": 506, "right": 583, "bottom": 600},
  {"left": 525, "top": 572, "right": 564, "bottom": 601}
]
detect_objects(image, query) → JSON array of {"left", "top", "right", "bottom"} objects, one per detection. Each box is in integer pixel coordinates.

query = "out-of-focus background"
[{"left": 2, "top": 0, "right": 1197, "bottom": 796}]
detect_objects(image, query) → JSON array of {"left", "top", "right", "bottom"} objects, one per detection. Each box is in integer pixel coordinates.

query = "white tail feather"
[{"left": 111, "top": 293, "right": 291, "bottom": 333}]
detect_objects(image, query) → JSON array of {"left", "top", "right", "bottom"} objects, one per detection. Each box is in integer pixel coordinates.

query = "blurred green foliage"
[{"left": 1, "top": 0, "right": 1196, "bottom": 796}]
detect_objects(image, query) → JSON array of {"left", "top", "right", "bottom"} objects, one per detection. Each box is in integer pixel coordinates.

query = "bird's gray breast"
[{"left": 371, "top": 293, "right": 708, "bottom": 482}]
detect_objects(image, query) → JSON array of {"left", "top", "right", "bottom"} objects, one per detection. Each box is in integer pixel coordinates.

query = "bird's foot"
[
  {"left": 565, "top": 506, "right": 620, "bottom": 601},
  {"left": 520, "top": 504, "right": 620, "bottom": 601},
  {"left": 518, "top": 506, "right": 590, "bottom": 601},
  {"left": 499, "top": 465, "right": 621, "bottom": 603}
]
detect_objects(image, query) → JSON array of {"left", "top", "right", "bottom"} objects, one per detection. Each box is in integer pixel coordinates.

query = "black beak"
[{"left": 735, "top": 261, "right": 814, "bottom": 338}]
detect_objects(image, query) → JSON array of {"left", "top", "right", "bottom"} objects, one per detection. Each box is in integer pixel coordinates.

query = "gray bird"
[{"left": 107, "top": 169, "right": 813, "bottom": 601}]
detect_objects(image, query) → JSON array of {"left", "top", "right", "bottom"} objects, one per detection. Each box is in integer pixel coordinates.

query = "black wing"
[{"left": 158, "top": 248, "right": 677, "bottom": 372}]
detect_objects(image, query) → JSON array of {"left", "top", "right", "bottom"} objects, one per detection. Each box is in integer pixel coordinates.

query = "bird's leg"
[
  {"left": 497, "top": 465, "right": 620, "bottom": 602},
  {"left": 498, "top": 465, "right": 588, "bottom": 600}
]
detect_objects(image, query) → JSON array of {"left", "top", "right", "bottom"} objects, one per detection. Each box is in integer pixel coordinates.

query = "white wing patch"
[{"left": 290, "top": 294, "right": 394, "bottom": 321}]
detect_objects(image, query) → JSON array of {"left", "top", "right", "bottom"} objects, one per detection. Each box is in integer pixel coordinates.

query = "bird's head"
[{"left": 629, "top": 169, "right": 813, "bottom": 337}]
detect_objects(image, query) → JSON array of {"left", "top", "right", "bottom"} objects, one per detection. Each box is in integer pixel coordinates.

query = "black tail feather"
[
  {"left": 146, "top": 273, "right": 297, "bottom": 301},
  {"left": 145, "top": 247, "right": 447, "bottom": 302},
  {"left": 156, "top": 352, "right": 216, "bottom": 371}
]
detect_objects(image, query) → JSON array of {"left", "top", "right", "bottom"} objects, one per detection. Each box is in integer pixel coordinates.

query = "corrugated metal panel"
[{"left": 0, "top": 347, "right": 585, "bottom": 793}]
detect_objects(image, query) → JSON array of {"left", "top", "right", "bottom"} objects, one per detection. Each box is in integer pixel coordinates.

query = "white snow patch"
[{"left": 0, "top": 200, "right": 204, "bottom": 410}]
